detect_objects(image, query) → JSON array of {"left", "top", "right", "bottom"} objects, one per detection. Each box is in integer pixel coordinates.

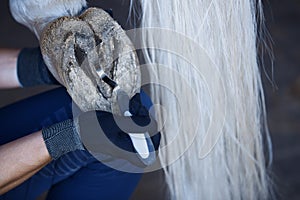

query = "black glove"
[
  {"left": 17, "top": 47, "right": 60, "bottom": 87},
  {"left": 42, "top": 93, "right": 161, "bottom": 167}
]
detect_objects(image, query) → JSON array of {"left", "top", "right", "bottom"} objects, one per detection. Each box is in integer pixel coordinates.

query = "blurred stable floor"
[{"left": 0, "top": 0, "right": 300, "bottom": 200}]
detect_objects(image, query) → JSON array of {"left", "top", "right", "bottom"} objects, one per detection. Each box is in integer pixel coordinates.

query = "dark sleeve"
[{"left": 17, "top": 47, "right": 59, "bottom": 87}]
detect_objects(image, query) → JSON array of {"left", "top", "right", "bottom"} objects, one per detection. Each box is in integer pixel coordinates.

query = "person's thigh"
[
  {"left": 0, "top": 87, "right": 74, "bottom": 144},
  {"left": 47, "top": 160, "right": 142, "bottom": 200}
]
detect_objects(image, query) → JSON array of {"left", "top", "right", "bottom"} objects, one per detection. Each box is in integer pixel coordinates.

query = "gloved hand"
[
  {"left": 17, "top": 47, "right": 60, "bottom": 87},
  {"left": 42, "top": 93, "right": 161, "bottom": 167}
]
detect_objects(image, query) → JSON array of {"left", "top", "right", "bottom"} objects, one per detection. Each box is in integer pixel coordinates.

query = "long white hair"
[{"left": 129, "top": 0, "right": 272, "bottom": 199}]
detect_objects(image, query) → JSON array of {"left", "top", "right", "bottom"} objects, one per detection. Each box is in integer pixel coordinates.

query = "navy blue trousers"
[{"left": 0, "top": 87, "right": 146, "bottom": 200}]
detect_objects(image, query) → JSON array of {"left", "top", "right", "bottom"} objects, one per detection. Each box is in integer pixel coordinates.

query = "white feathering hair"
[
  {"left": 129, "top": 0, "right": 272, "bottom": 199},
  {"left": 9, "top": 0, "right": 87, "bottom": 39}
]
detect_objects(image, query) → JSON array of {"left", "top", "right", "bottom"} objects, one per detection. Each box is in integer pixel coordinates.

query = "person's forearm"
[
  {"left": 0, "top": 49, "right": 21, "bottom": 88},
  {"left": 0, "top": 130, "right": 51, "bottom": 195}
]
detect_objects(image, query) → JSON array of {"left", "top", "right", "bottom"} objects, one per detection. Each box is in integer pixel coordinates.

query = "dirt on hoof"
[{"left": 40, "top": 7, "right": 140, "bottom": 114}]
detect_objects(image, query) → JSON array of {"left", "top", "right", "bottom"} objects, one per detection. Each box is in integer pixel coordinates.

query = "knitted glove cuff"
[{"left": 42, "top": 119, "right": 84, "bottom": 160}]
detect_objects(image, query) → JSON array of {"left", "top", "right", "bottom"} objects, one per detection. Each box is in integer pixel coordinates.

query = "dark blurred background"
[{"left": 0, "top": 0, "right": 299, "bottom": 199}]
